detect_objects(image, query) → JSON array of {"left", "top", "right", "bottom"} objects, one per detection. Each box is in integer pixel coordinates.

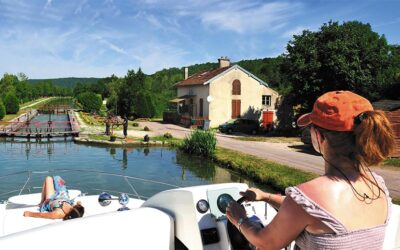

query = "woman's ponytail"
[{"left": 353, "top": 110, "right": 395, "bottom": 166}]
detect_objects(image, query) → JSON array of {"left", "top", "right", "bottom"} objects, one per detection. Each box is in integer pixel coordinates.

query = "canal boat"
[{"left": 0, "top": 170, "right": 399, "bottom": 249}]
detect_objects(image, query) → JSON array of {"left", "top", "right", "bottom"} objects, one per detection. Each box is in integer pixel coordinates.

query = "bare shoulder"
[{"left": 297, "top": 176, "right": 343, "bottom": 209}]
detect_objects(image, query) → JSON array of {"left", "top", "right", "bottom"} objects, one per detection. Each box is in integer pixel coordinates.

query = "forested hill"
[
  {"left": 148, "top": 57, "right": 283, "bottom": 91},
  {"left": 28, "top": 77, "right": 102, "bottom": 88}
]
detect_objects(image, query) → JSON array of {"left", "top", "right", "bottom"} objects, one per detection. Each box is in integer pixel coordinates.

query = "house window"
[
  {"left": 262, "top": 95, "right": 271, "bottom": 106},
  {"left": 232, "top": 79, "right": 241, "bottom": 95}
]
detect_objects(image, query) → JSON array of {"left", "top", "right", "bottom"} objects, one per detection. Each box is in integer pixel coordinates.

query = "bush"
[
  {"left": 76, "top": 92, "right": 102, "bottom": 113},
  {"left": 4, "top": 93, "right": 20, "bottom": 114},
  {"left": 164, "top": 132, "right": 173, "bottom": 139},
  {"left": 131, "top": 122, "right": 139, "bottom": 127},
  {"left": 181, "top": 129, "right": 216, "bottom": 157},
  {"left": 0, "top": 99, "right": 5, "bottom": 120},
  {"left": 143, "top": 126, "right": 150, "bottom": 131}
]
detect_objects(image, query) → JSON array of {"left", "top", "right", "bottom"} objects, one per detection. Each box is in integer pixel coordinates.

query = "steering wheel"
[{"left": 226, "top": 196, "right": 265, "bottom": 250}]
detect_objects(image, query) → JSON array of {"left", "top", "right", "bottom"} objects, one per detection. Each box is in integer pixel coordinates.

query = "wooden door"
[{"left": 231, "top": 100, "right": 241, "bottom": 119}]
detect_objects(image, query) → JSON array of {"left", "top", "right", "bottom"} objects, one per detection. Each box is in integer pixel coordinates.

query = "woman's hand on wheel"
[
  {"left": 226, "top": 201, "right": 246, "bottom": 226},
  {"left": 240, "top": 188, "right": 268, "bottom": 202}
]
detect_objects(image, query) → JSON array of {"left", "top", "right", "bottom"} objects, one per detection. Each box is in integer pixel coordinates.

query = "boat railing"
[{"left": 0, "top": 169, "right": 181, "bottom": 203}]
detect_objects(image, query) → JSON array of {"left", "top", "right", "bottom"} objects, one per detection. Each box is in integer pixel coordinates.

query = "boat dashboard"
[{"left": 142, "top": 182, "right": 277, "bottom": 250}]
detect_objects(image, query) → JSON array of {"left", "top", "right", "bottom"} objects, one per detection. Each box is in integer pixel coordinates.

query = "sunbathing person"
[
  {"left": 227, "top": 91, "right": 394, "bottom": 249},
  {"left": 23, "top": 176, "right": 84, "bottom": 220}
]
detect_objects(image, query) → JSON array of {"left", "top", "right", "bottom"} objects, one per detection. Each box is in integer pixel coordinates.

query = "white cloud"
[
  {"left": 130, "top": 42, "right": 189, "bottom": 73},
  {"left": 44, "top": 0, "right": 52, "bottom": 9},
  {"left": 146, "top": 14, "right": 163, "bottom": 29},
  {"left": 199, "top": 2, "right": 301, "bottom": 33}
]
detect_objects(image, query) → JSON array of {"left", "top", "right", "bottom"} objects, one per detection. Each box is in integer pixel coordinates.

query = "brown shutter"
[{"left": 231, "top": 100, "right": 241, "bottom": 118}]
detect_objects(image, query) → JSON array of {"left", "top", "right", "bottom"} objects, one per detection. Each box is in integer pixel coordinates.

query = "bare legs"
[{"left": 39, "top": 176, "right": 55, "bottom": 205}]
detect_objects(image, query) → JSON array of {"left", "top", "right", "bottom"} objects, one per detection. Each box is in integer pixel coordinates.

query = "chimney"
[
  {"left": 184, "top": 67, "right": 189, "bottom": 80},
  {"left": 218, "top": 56, "right": 230, "bottom": 68}
]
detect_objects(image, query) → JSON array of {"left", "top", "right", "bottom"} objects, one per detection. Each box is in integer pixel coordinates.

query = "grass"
[
  {"left": 79, "top": 112, "right": 105, "bottom": 126},
  {"left": 384, "top": 158, "right": 400, "bottom": 168},
  {"left": 234, "top": 136, "right": 301, "bottom": 143},
  {"left": 88, "top": 134, "right": 113, "bottom": 141},
  {"left": 213, "top": 147, "right": 318, "bottom": 192},
  {"left": 393, "top": 197, "right": 400, "bottom": 205},
  {"left": 20, "top": 97, "right": 49, "bottom": 109},
  {"left": 3, "top": 112, "right": 23, "bottom": 122},
  {"left": 143, "top": 135, "right": 182, "bottom": 146},
  {"left": 181, "top": 130, "right": 217, "bottom": 157}
]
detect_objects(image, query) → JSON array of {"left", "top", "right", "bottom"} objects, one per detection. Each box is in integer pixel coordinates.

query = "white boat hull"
[{"left": 0, "top": 183, "right": 399, "bottom": 249}]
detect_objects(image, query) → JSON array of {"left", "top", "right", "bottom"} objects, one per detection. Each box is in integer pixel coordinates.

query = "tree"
[
  {"left": 0, "top": 99, "right": 5, "bottom": 120},
  {"left": 117, "top": 70, "right": 136, "bottom": 116},
  {"left": 0, "top": 73, "right": 18, "bottom": 99},
  {"left": 4, "top": 92, "right": 20, "bottom": 114},
  {"left": 73, "top": 82, "right": 90, "bottom": 97},
  {"left": 76, "top": 92, "right": 102, "bottom": 112},
  {"left": 135, "top": 92, "right": 156, "bottom": 118},
  {"left": 282, "top": 21, "right": 392, "bottom": 111}
]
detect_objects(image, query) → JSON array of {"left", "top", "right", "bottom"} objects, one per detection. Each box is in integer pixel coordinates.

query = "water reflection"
[
  {"left": 0, "top": 139, "right": 268, "bottom": 200},
  {"left": 0, "top": 137, "right": 74, "bottom": 160},
  {"left": 122, "top": 148, "right": 127, "bottom": 169}
]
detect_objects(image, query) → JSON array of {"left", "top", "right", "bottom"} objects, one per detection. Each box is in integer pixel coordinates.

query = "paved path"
[
  {"left": 20, "top": 97, "right": 54, "bottom": 110},
  {"left": 141, "top": 121, "right": 400, "bottom": 198}
]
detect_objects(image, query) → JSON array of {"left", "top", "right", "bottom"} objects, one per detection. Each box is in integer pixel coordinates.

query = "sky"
[{"left": 0, "top": 0, "right": 399, "bottom": 79}]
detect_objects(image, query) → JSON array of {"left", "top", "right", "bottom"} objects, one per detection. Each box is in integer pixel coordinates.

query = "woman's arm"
[
  {"left": 227, "top": 196, "right": 311, "bottom": 250},
  {"left": 240, "top": 188, "right": 285, "bottom": 209},
  {"left": 23, "top": 210, "right": 63, "bottom": 219}
]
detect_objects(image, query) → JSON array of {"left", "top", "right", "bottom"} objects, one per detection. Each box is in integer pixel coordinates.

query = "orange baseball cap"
[{"left": 297, "top": 91, "right": 373, "bottom": 131}]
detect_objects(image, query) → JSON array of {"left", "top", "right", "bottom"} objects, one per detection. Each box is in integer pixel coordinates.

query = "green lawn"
[
  {"left": 384, "top": 158, "right": 400, "bottom": 167},
  {"left": 213, "top": 147, "right": 318, "bottom": 192}
]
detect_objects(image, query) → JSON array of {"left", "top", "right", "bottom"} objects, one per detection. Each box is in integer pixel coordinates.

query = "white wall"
[
  {"left": 177, "top": 85, "right": 209, "bottom": 118},
  {"left": 208, "top": 67, "right": 278, "bottom": 127}
]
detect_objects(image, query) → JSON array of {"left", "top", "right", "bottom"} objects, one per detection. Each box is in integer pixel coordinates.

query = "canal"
[{"left": 0, "top": 138, "right": 259, "bottom": 202}]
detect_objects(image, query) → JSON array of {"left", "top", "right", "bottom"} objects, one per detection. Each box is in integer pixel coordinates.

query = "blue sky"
[{"left": 0, "top": 0, "right": 399, "bottom": 79}]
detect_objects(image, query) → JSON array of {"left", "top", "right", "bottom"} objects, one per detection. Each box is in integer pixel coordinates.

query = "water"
[
  {"left": 23, "top": 113, "right": 71, "bottom": 133},
  {"left": 0, "top": 138, "right": 256, "bottom": 201}
]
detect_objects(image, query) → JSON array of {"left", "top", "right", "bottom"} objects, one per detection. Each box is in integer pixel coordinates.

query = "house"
[
  {"left": 373, "top": 100, "right": 400, "bottom": 158},
  {"left": 169, "top": 57, "right": 279, "bottom": 128}
]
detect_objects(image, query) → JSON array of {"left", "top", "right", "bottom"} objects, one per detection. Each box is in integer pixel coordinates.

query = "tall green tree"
[
  {"left": 4, "top": 92, "right": 20, "bottom": 114},
  {"left": 117, "top": 70, "right": 136, "bottom": 116},
  {"left": 76, "top": 92, "right": 102, "bottom": 112},
  {"left": 282, "top": 21, "right": 392, "bottom": 111},
  {"left": 0, "top": 99, "right": 6, "bottom": 120},
  {"left": 0, "top": 73, "right": 18, "bottom": 99}
]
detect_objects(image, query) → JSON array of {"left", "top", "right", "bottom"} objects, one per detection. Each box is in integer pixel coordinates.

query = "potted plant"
[{"left": 110, "top": 133, "right": 117, "bottom": 142}]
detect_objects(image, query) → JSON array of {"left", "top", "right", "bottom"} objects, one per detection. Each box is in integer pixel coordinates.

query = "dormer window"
[{"left": 232, "top": 79, "right": 241, "bottom": 95}]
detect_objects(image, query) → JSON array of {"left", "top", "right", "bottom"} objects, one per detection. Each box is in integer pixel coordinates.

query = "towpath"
[
  {"left": 140, "top": 121, "right": 400, "bottom": 199},
  {"left": 20, "top": 97, "right": 54, "bottom": 110}
]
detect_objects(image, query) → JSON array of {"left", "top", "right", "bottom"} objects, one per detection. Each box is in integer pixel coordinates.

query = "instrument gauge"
[{"left": 196, "top": 199, "right": 209, "bottom": 213}]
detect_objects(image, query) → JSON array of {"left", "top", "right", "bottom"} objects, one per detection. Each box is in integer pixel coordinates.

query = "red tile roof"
[{"left": 175, "top": 66, "right": 232, "bottom": 87}]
